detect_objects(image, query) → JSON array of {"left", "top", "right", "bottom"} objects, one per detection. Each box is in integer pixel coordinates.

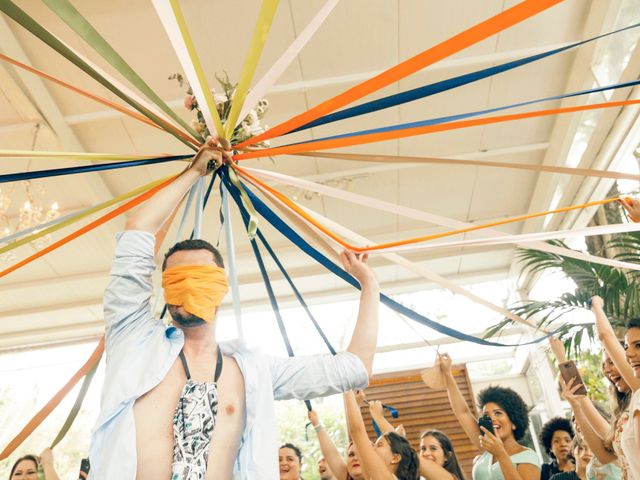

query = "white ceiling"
[{"left": 1, "top": 0, "right": 640, "bottom": 352}]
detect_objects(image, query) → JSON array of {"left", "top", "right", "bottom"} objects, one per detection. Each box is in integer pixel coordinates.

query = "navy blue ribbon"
[
  {"left": 220, "top": 166, "right": 560, "bottom": 347},
  {"left": 0, "top": 154, "right": 191, "bottom": 184},
  {"left": 285, "top": 78, "right": 640, "bottom": 147},
  {"left": 291, "top": 22, "right": 640, "bottom": 133}
]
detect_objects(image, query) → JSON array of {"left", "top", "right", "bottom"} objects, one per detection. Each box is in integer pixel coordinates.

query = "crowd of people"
[
  {"left": 270, "top": 296, "right": 640, "bottom": 480},
  {"left": 5, "top": 141, "right": 640, "bottom": 479}
]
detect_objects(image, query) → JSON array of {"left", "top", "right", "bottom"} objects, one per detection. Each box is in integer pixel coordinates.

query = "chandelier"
[{"left": 0, "top": 124, "right": 60, "bottom": 260}]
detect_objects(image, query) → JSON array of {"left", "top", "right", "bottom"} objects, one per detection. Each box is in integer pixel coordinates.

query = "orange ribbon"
[
  {"left": 234, "top": 0, "right": 563, "bottom": 148},
  {"left": 0, "top": 175, "right": 177, "bottom": 279},
  {"left": 162, "top": 265, "right": 229, "bottom": 321},
  {"left": 233, "top": 163, "right": 620, "bottom": 253},
  {"left": 0, "top": 52, "right": 200, "bottom": 148},
  {"left": 235, "top": 98, "right": 640, "bottom": 160},
  {"left": 0, "top": 337, "right": 105, "bottom": 461}
]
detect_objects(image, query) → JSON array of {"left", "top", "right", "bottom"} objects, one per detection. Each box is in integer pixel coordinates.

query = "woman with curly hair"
[
  {"left": 344, "top": 391, "right": 420, "bottom": 480},
  {"left": 539, "top": 417, "right": 575, "bottom": 480},
  {"left": 440, "top": 353, "right": 540, "bottom": 480}
]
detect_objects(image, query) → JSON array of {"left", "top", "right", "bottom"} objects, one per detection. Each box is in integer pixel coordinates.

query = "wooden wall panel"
[{"left": 361, "top": 365, "right": 478, "bottom": 479}]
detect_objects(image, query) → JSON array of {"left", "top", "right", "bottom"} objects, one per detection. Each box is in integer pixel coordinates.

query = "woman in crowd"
[
  {"left": 366, "top": 391, "right": 465, "bottom": 480},
  {"left": 549, "top": 436, "right": 593, "bottom": 480},
  {"left": 440, "top": 352, "right": 540, "bottom": 480},
  {"left": 539, "top": 417, "right": 575, "bottom": 479},
  {"left": 590, "top": 297, "right": 640, "bottom": 479},
  {"left": 548, "top": 335, "right": 628, "bottom": 479},
  {"left": 344, "top": 390, "right": 420, "bottom": 480},
  {"left": 9, "top": 448, "right": 60, "bottom": 480},
  {"left": 279, "top": 443, "right": 304, "bottom": 480},
  {"left": 308, "top": 409, "right": 366, "bottom": 480},
  {"left": 419, "top": 430, "right": 467, "bottom": 480}
]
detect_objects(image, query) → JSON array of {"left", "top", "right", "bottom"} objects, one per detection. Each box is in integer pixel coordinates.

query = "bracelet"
[{"left": 313, "top": 424, "right": 322, "bottom": 433}]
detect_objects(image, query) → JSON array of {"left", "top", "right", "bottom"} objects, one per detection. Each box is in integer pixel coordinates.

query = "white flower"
[
  {"left": 214, "top": 93, "right": 228, "bottom": 104},
  {"left": 245, "top": 110, "right": 258, "bottom": 125},
  {"left": 250, "top": 124, "right": 264, "bottom": 135},
  {"left": 259, "top": 98, "right": 269, "bottom": 108},
  {"left": 241, "top": 122, "right": 252, "bottom": 137},
  {"left": 256, "top": 106, "right": 265, "bottom": 117}
]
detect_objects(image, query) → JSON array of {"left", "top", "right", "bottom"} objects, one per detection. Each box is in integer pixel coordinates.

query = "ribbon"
[
  {"left": 243, "top": 166, "right": 640, "bottom": 272},
  {"left": 0, "top": 175, "right": 177, "bottom": 279},
  {"left": 295, "top": 151, "right": 640, "bottom": 182},
  {"left": 237, "top": 0, "right": 339, "bottom": 126},
  {"left": 234, "top": 98, "right": 640, "bottom": 161},
  {"left": 0, "top": 52, "right": 167, "bottom": 133},
  {"left": 287, "top": 78, "right": 640, "bottom": 146},
  {"left": 236, "top": 191, "right": 313, "bottom": 409},
  {"left": 0, "top": 338, "right": 105, "bottom": 461},
  {"left": 224, "top": 0, "right": 280, "bottom": 138},
  {"left": 0, "top": 150, "right": 173, "bottom": 161},
  {"left": 221, "top": 166, "right": 561, "bottom": 346},
  {"left": 233, "top": 164, "right": 620, "bottom": 253},
  {"left": 239, "top": 169, "right": 540, "bottom": 328},
  {"left": 228, "top": 166, "right": 259, "bottom": 239},
  {"left": 50, "top": 350, "right": 102, "bottom": 449},
  {"left": 234, "top": 0, "right": 564, "bottom": 148},
  {"left": 42, "top": 0, "right": 203, "bottom": 142},
  {"left": 193, "top": 177, "right": 205, "bottom": 239},
  {"left": 232, "top": 188, "right": 337, "bottom": 354},
  {"left": 152, "top": 0, "right": 225, "bottom": 139},
  {"left": 292, "top": 21, "right": 640, "bottom": 132},
  {"left": 0, "top": 176, "right": 173, "bottom": 255},
  {"left": 0, "top": 0, "right": 198, "bottom": 150},
  {"left": 221, "top": 184, "right": 243, "bottom": 336},
  {"left": 0, "top": 154, "right": 189, "bottom": 183}
]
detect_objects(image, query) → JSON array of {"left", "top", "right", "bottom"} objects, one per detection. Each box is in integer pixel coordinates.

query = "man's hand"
[
  {"left": 620, "top": 197, "right": 640, "bottom": 223},
  {"left": 340, "top": 251, "right": 376, "bottom": 287},
  {"left": 190, "top": 136, "right": 232, "bottom": 176}
]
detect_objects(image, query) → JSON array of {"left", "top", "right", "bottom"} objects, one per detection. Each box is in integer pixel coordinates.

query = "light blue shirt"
[
  {"left": 472, "top": 449, "right": 540, "bottom": 480},
  {"left": 89, "top": 231, "right": 369, "bottom": 479}
]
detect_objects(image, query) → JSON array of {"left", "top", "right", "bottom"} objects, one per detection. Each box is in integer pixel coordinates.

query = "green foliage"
[{"left": 488, "top": 229, "right": 640, "bottom": 353}]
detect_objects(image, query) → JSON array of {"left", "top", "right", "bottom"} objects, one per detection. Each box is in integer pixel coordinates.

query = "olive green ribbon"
[
  {"left": 50, "top": 352, "right": 102, "bottom": 449},
  {"left": 41, "top": 0, "right": 203, "bottom": 143},
  {"left": 0, "top": 0, "right": 197, "bottom": 151}
]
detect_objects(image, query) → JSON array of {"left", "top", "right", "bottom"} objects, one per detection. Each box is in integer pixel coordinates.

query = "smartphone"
[
  {"left": 559, "top": 361, "right": 588, "bottom": 395},
  {"left": 78, "top": 458, "right": 90, "bottom": 479},
  {"left": 478, "top": 414, "right": 494, "bottom": 436}
]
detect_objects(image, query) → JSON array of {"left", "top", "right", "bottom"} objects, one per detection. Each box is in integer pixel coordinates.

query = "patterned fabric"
[
  {"left": 171, "top": 352, "right": 220, "bottom": 480},
  {"left": 612, "top": 411, "right": 631, "bottom": 480},
  {"left": 587, "top": 457, "right": 622, "bottom": 480}
]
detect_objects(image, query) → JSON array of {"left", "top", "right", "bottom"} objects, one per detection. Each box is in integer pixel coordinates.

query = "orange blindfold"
[{"left": 162, "top": 265, "right": 229, "bottom": 322}]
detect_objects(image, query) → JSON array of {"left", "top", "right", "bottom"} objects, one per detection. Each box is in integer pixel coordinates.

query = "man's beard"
[{"left": 168, "top": 305, "right": 207, "bottom": 327}]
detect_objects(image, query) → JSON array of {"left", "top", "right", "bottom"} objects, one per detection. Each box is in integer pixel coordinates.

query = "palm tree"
[{"left": 486, "top": 193, "right": 640, "bottom": 354}]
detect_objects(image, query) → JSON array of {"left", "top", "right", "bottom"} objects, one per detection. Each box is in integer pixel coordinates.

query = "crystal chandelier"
[{"left": 0, "top": 124, "right": 60, "bottom": 260}]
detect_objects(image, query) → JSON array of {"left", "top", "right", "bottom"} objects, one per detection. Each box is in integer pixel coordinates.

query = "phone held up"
[
  {"left": 478, "top": 414, "right": 494, "bottom": 436},
  {"left": 559, "top": 360, "right": 588, "bottom": 396}
]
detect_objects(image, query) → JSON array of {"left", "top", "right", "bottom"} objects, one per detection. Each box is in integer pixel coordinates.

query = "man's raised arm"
[
  {"left": 125, "top": 137, "right": 230, "bottom": 233},
  {"left": 343, "top": 251, "right": 379, "bottom": 377}
]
